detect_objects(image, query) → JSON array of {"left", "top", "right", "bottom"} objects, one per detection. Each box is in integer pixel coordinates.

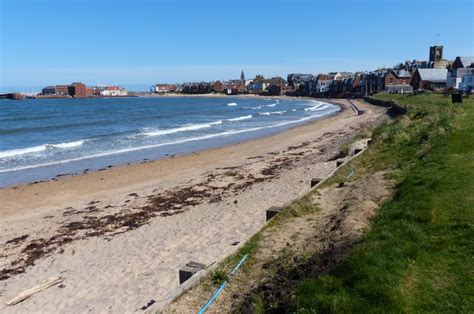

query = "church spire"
[{"left": 240, "top": 70, "right": 245, "bottom": 82}]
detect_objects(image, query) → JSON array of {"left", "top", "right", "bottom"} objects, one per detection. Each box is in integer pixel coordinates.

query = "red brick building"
[
  {"left": 411, "top": 69, "right": 447, "bottom": 91},
  {"left": 384, "top": 70, "right": 413, "bottom": 93},
  {"left": 68, "top": 82, "right": 87, "bottom": 97},
  {"left": 384, "top": 70, "right": 412, "bottom": 86},
  {"left": 213, "top": 81, "right": 223, "bottom": 93},
  {"left": 56, "top": 85, "right": 69, "bottom": 95}
]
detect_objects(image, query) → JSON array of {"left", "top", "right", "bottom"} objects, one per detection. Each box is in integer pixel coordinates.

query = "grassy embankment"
[{"left": 293, "top": 93, "right": 474, "bottom": 312}]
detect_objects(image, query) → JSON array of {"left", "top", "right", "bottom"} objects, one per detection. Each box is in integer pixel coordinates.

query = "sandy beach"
[{"left": 0, "top": 99, "right": 388, "bottom": 312}]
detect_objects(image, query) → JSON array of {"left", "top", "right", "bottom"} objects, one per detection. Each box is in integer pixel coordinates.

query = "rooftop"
[{"left": 417, "top": 68, "right": 448, "bottom": 82}]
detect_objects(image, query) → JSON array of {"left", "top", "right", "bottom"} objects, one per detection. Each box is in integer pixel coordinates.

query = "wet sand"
[{"left": 0, "top": 99, "right": 388, "bottom": 313}]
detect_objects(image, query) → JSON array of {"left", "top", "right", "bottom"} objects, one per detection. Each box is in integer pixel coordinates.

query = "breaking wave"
[
  {"left": 304, "top": 101, "right": 329, "bottom": 112},
  {"left": 227, "top": 115, "right": 253, "bottom": 122},
  {"left": 142, "top": 120, "right": 223, "bottom": 137},
  {"left": 0, "top": 140, "right": 85, "bottom": 158},
  {"left": 259, "top": 111, "right": 287, "bottom": 116}
]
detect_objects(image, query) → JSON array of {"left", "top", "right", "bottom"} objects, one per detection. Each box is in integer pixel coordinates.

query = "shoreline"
[
  {"left": 137, "top": 92, "right": 320, "bottom": 100},
  {"left": 0, "top": 97, "right": 341, "bottom": 188},
  {"left": 0, "top": 99, "right": 388, "bottom": 313}
]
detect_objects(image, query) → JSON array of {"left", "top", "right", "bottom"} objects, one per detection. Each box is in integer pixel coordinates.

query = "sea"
[{"left": 0, "top": 96, "right": 340, "bottom": 187}]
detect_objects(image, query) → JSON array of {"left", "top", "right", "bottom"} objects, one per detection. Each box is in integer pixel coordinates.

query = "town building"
[
  {"left": 267, "top": 77, "right": 287, "bottom": 96},
  {"left": 68, "top": 82, "right": 87, "bottom": 97},
  {"left": 384, "top": 70, "right": 413, "bottom": 93},
  {"left": 287, "top": 73, "right": 314, "bottom": 87},
  {"left": 411, "top": 68, "right": 447, "bottom": 91},
  {"left": 429, "top": 45, "right": 449, "bottom": 69},
  {"left": 246, "top": 75, "right": 269, "bottom": 94},
  {"left": 212, "top": 81, "right": 223, "bottom": 93},
  {"left": 223, "top": 81, "right": 245, "bottom": 95},
  {"left": 151, "top": 84, "right": 177, "bottom": 94},
  {"left": 181, "top": 82, "right": 213, "bottom": 94},
  {"left": 311, "top": 74, "right": 334, "bottom": 94},
  {"left": 41, "top": 86, "right": 57, "bottom": 95},
  {"left": 459, "top": 69, "right": 474, "bottom": 93},
  {"left": 41, "top": 85, "right": 70, "bottom": 96},
  {"left": 451, "top": 56, "right": 474, "bottom": 69},
  {"left": 351, "top": 73, "right": 364, "bottom": 94},
  {"left": 100, "top": 86, "right": 128, "bottom": 97},
  {"left": 447, "top": 67, "right": 474, "bottom": 90}
]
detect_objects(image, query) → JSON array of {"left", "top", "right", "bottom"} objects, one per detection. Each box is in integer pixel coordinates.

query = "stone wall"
[{"left": 363, "top": 96, "right": 407, "bottom": 116}]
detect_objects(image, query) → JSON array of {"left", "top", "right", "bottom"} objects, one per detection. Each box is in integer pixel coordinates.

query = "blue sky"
[{"left": 1, "top": 0, "right": 473, "bottom": 91}]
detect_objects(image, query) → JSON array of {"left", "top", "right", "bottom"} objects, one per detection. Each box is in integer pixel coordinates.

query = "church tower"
[
  {"left": 240, "top": 70, "right": 245, "bottom": 82},
  {"left": 429, "top": 46, "right": 443, "bottom": 63}
]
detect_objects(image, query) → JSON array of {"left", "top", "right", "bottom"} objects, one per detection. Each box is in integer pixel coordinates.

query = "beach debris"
[
  {"left": 5, "top": 235, "right": 28, "bottom": 245},
  {"left": 140, "top": 299, "right": 156, "bottom": 311},
  {"left": 179, "top": 261, "right": 206, "bottom": 285},
  {"left": 6, "top": 277, "right": 63, "bottom": 306}
]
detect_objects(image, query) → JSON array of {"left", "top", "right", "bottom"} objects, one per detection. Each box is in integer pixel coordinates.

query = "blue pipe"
[
  {"left": 346, "top": 168, "right": 354, "bottom": 180},
  {"left": 231, "top": 254, "right": 248, "bottom": 275},
  {"left": 198, "top": 254, "right": 248, "bottom": 313},
  {"left": 198, "top": 281, "right": 227, "bottom": 314}
]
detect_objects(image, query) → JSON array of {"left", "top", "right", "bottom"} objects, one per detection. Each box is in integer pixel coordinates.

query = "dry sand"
[{"left": 0, "top": 99, "right": 388, "bottom": 313}]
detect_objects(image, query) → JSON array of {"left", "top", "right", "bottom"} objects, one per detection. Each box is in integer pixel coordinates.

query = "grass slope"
[{"left": 293, "top": 94, "right": 474, "bottom": 313}]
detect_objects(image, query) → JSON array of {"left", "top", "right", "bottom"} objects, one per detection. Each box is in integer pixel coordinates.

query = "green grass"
[{"left": 292, "top": 94, "right": 474, "bottom": 313}]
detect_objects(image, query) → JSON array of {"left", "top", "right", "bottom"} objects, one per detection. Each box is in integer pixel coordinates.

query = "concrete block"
[
  {"left": 266, "top": 206, "right": 282, "bottom": 221},
  {"left": 179, "top": 266, "right": 198, "bottom": 285},
  {"left": 311, "top": 178, "right": 322, "bottom": 188},
  {"left": 179, "top": 261, "right": 205, "bottom": 285},
  {"left": 336, "top": 159, "right": 345, "bottom": 167},
  {"left": 186, "top": 261, "right": 205, "bottom": 269}
]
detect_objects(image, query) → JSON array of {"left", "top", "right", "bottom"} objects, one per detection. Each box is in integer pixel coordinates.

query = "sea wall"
[{"left": 363, "top": 96, "right": 407, "bottom": 116}]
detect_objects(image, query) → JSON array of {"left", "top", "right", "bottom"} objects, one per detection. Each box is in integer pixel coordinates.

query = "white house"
[
  {"left": 447, "top": 56, "right": 474, "bottom": 90},
  {"left": 448, "top": 68, "right": 474, "bottom": 90},
  {"left": 313, "top": 74, "right": 335, "bottom": 93},
  {"left": 100, "top": 86, "right": 128, "bottom": 97},
  {"left": 459, "top": 69, "right": 474, "bottom": 92}
]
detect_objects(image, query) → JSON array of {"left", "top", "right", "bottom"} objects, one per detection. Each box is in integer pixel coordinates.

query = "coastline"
[
  {"left": 0, "top": 96, "right": 338, "bottom": 187},
  {"left": 137, "top": 92, "right": 316, "bottom": 100},
  {"left": 0, "top": 99, "right": 388, "bottom": 313}
]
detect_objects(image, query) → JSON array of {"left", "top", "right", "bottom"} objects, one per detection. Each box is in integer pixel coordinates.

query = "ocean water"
[{"left": 0, "top": 96, "right": 340, "bottom": 186}]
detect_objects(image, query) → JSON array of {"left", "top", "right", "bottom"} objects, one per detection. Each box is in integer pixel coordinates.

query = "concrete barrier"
[
  {"left": 336, "top": 159, "right": 345, "bottom": 167},
  {"left": 179, "top": 261, "right": 206, "bottom": 284},
  {"left": 353, "top": 148, "right": 363, "bottom": 155},
  {"left": 348, "top": 100, "right": 365, "bottom": 115},
  {"left": 310, "top": 178, "right": 322, "bottom": 188},
  {"left": 266, "top": 207, "right": 282, "bottom": 221}
]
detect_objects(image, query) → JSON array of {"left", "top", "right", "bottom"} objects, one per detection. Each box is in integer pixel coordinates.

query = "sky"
[{"left": 1, "top": 0, "right": 473, "bottom": 91}]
